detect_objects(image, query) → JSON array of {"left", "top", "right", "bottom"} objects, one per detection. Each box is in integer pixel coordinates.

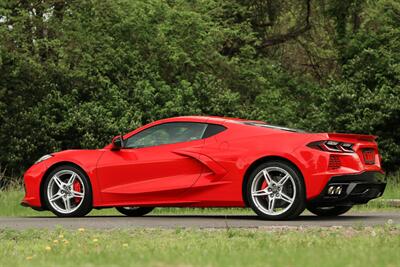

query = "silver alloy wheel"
[
  {"left": 250, "top": 166, "right": 296, "bottom": 216},
  {"left": 47, "top": 170, "right": 85, "bottom": 214}
]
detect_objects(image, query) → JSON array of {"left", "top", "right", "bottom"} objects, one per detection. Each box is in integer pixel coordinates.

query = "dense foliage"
[{"left": 0, "top": 0, "right": 399, "bottom": 177}]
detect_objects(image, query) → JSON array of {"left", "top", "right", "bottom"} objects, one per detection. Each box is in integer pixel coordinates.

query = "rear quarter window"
[{"left": 202, "top": 124, "right": 227, "bottom": 138}]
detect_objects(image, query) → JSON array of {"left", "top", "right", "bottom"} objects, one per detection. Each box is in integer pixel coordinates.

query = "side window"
[
  {"left": 203, "top": 124, "right": 227, "bottom": 138},
  {"left": 125, "top": 122, "right": 208, "bottom": 149}
]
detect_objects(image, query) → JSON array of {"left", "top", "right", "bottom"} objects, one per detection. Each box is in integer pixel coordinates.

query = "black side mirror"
[{"left": 111, "top": 135, "right": 124, "bottom": 150}]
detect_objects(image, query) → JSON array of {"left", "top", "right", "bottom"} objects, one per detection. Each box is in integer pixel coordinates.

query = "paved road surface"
[{"left": 0, "top": 212, "right": 399, "bottom": 229}]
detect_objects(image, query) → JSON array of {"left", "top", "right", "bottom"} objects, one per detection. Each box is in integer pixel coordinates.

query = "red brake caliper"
[
  {"left": 261, "top": 180, "right": 268, "bottom": 191},
  {"left": 73, "top": 180, "right": 82, "bottom": 204}
]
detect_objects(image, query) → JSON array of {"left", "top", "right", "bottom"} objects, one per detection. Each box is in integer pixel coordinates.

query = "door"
[{"left": 96, "top": 122, "right": 208, "bottom": 205}]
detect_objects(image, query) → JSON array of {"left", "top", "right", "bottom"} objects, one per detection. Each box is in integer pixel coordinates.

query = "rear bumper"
[{"left": 308, "top": 171, "right": 386, "bottom": 207}]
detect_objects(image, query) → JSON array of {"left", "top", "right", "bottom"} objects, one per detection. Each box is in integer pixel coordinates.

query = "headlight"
[{"left": 35, "top": 154, "right": 53, "bottom": 164}]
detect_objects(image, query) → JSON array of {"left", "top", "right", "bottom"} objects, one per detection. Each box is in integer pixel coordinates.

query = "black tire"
[
  {"left": 247, "top": 161, "right": 306, "bottom": 220},
  {"left": 43, "top": 165, "right": 92, "bottom": 217},
  {"left": 116, "top": 207, "right": 154, "bottom": 217},
  {"left": 307, "top": 205, "right": 352, "bottom": 217}
]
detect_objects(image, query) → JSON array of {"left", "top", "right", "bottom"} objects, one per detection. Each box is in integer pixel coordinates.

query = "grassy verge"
[
  {"left": 1, "top": 177, "right": 398, "bottom": 217},
  {"left": 0, "top": 191, "right": 398, "bottom": 217},
  {"left": 0, "top": 189, "right": 255, "bottom": 217},
  {"left": 1, "top": 226, "right": 399, "bottom": 267},
  {"left": 381, "top": 175, "right": 400, "bottom": 199}
]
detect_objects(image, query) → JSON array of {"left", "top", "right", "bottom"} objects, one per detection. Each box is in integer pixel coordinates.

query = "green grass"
[
  {"left": 381, "top": 179, "right": 400, "bottom": 199},
  {"left": 1, "top": 189, "right": 257, "bottom": 217},
  {"left": 0, "top": 177, "right": 398, "bottom": 267},
  {"left": 0, "top": 189, "right": 255, "bottom": 216},
  {"left": 0, "top": 188, "right": 399, "bottom": 217},
  {"left": 1, "top": 226, "right": 399, "bottom": 267},
  {"left": 0, "top": 177, "right": 398, "bottom": 217}
]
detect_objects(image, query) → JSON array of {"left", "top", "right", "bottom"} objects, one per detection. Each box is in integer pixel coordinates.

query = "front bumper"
[
  {"left": 21, "top": 162, "right": 48, "bottom": 209},
  {"left": 308, "top": 171, "right": 386, "bottom": 207},
  {"left": 20, "top": 200, "right": 45, "bottom": 211}
]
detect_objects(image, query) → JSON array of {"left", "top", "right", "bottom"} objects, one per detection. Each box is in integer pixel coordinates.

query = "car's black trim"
[
  {"left": 241, "top": 121, "right": 306, "bottom": 133},
  {"left": 308, "top": 171, "right": 386, "bottom": 207}
]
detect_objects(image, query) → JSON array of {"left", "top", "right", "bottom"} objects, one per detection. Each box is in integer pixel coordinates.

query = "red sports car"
[{"left": 22, "top": 116, "right": 386, "bottom": 219}]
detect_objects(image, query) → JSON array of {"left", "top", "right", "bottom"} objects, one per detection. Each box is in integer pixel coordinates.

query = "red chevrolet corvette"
[{"left": 22, "top": 116, "right": 386, "bottom": 219}]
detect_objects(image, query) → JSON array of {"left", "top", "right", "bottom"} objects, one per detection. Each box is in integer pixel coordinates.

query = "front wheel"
[
  {"left": 307, "top": 205, "right": 352, "bottom": 217},
  {"left": 43, "top": 165, "right": 92, "bottom": 217},
  {"left": 116, "top": 207, "right": 154, "bottom": 217},
  {"left": 247, "top": 161, "right": 306, "bottom": 220}
]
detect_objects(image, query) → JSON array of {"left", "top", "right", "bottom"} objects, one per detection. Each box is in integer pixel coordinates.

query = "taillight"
[{"left": 307, "top": 140, "right": 355, "bottom": 153}]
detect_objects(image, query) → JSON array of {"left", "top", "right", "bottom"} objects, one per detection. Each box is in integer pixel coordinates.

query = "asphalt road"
[{"left": 0, "top": 212, "right": 399, "bottom": 229}]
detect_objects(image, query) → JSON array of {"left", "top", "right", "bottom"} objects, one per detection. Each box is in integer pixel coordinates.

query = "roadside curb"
[{"left": 372, "top": 199, "right": 400, "bottom": 208}]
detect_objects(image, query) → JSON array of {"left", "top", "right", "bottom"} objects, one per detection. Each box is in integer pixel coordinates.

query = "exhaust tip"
[{"left": 327, "top": 185, "right": 343, "bottom": 195}]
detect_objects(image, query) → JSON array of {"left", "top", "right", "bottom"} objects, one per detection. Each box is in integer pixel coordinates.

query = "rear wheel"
[
  {"left": 307, "top": 205, "right": 352, "bottom": 217},
  {"left": 43, "top": 165, "right": 92, "bottom": 217},
  {"left": 247, "top": 161, "right": 306, "bottom": 220},
  {"left": 116, "top": 207, "right": 154, "bottom": 217}
]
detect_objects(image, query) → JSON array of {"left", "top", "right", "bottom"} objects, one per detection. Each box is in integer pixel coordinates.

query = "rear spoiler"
[{"left": 327, "top": 133, "right": 377, "bottom": 141}]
